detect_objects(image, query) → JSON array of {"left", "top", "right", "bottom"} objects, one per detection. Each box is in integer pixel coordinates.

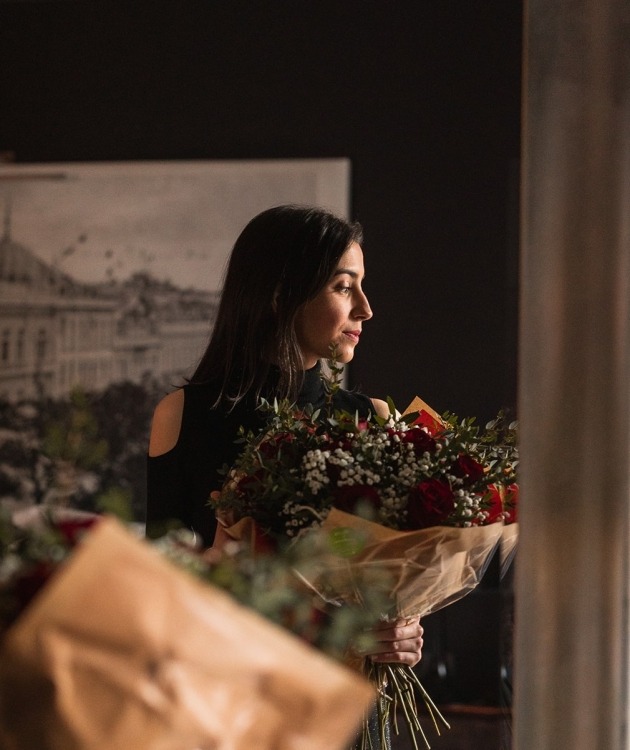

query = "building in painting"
[{"left": 0, "top": 213, "right": 217, "bottom": 403}]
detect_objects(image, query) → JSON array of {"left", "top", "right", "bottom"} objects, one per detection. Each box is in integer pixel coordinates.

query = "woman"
[{"left": 147, "top": 205, "right": 423, "bottom": 747}]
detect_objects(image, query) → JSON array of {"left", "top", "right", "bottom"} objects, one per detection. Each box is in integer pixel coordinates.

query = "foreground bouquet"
[
  {"left": 212, "top": 384, "right": 518, "bottom": 750},
  {"left": 0, "top": 507, "right": 389, "bottom": 658},
  {"left": 0, "top": 507, "right": 389, "bottom": 750}
]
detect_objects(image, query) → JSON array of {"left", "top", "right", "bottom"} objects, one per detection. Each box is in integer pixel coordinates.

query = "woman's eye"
[{"left": 336, "top": 284, "right": 352, "bottom": 294}]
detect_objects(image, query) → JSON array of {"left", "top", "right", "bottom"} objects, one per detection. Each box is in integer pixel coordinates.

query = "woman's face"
[{"left": 294, "top": 242, "right": 373, "bottom": 369}]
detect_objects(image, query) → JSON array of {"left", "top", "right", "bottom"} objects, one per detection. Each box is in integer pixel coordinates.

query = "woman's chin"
[{"left": 332, "top": 347, "right": 355, "bottom": 364}]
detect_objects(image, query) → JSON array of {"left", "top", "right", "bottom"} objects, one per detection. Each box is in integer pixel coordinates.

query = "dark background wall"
[{"left": 0, "top": 0, "right": 522, "bottom": 423}]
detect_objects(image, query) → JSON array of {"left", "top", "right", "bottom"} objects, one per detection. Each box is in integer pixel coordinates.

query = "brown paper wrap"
[
  {"left": 318, "top": 509, "right": 504, "bottom": 619},
  {"left": 212, "top": 512, "right": 276, "bottom": 556},
  {"left": 500, "top": 521, "right": 519, "bottom": 578},
  {"left": 0, "top": 518, "right": 374, "bottom": 750},
  {"left": 402, "top": 396, "right": 445, "bottom": 423}
]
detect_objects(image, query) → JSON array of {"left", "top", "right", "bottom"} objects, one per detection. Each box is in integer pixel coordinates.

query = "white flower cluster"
[{"left": 302, "top": 449, "right": 331, "bottom": 495}]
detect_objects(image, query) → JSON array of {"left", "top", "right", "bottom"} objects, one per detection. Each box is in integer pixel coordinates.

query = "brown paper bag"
[{"left": 0, "top": 517, "right": 374, "bottom": 750}]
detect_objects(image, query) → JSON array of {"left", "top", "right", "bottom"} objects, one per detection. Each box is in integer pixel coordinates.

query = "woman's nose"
[{"left": 354, "top": 290, "right": 373, "bottom": 320}]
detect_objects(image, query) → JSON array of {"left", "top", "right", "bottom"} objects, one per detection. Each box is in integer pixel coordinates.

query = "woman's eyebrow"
[{"left": 333, "top": 268, "right": 360, "bottom": 278}]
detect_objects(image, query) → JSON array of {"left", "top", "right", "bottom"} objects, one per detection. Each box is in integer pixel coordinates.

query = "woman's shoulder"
[
  {"left": 148, "top": 389, "right": 185, "bottom": 457},
  {"left": 149, "top": 381, "right": 230, "bottom": 457},
  {"left": 332, "top": 388, "right": 390, "bottom": 419},
  {"left": 369, "top": 397, "right": 390, "bottom": 418}
]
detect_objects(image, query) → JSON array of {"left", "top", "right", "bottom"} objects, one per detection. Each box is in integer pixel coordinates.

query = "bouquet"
[
  {"left": 211, "top": 377, "right": 518, "bottom": 749},
  {"left": 0, "top": 507, "right": 385, "bottom": 750}
]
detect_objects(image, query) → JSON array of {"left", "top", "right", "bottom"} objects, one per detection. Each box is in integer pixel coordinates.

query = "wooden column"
[{"left": 515, "top": 1, "right": 630, "bottom": 748}]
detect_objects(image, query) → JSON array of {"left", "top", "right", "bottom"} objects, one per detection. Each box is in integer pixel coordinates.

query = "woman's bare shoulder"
[
  {"left": 369, "top": 397, "right": 391, "bottom": 419},
  {"left": 148, "top": 389, "right": 185, "bottom": 457}
]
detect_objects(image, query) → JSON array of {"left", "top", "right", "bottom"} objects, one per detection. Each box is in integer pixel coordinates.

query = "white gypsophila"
[
  {"left": 301, "top": 448, "right": 332, "bottom": 495},
  {"left": 304, "top": 472, "right": 329, "bottom": 494},
  {"left": 380, "top": 486, "right": 405, "bottom": 510},
  {"left": 302, "top": 448, "right": 331, "bottom": 470},
  {"left": 397, "top": 465, "right": 417, "bottom": 484},
  {"left": 330, "top": 448, "right": 352, "bottom": 467},
  {"left": 365, "top": 473, "right": 381, "bottom": 485},
  {"left": 282, "top": 501, "right": 326, "bottom": 535},
  {"left": 377, "top": 486, "right": 408, "bottom": 526}
]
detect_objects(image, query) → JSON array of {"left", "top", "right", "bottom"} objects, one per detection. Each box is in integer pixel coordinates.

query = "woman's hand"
[{"left": 361, "top": 616, "right": 424, "bottom": 667}]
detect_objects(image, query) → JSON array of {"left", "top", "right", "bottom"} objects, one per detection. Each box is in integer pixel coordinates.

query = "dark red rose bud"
[
  {"left": 55, "top": 516, "right": 99, "bottom": 546},
  {"left": 406, "top": 479, "right": 455, "bottom": 529},
  {"left": 452, "top": 454, "right": 485, "bottom": 484},
  {"left": 401, "top": 427, "right": 436, "bottom": 454}
]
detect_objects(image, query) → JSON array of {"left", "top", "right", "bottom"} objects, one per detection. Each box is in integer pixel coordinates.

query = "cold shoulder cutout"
[{"left": 148, "top": 389, "right": 185, "bottom": 457}]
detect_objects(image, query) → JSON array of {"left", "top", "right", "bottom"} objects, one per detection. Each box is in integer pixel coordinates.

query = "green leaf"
[{"left": 327, "top": 527, "right": 365, "bottom": 558}]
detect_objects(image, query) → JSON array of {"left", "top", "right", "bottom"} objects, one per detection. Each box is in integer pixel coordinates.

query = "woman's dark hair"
[{"left": 190, "top": 204, "right": 363, "bottom": 406}]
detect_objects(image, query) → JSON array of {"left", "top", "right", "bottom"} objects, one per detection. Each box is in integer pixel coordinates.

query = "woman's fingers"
[
  {"left": 371, "top": 617, "right": 422, "bottom": 639},
  {"left": 360, "top": 617, "right": 424, "bottom": 667}
]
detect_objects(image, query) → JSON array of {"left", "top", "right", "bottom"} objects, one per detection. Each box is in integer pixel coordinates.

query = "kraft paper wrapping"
[
  {"left": 0, "top": 518, "right": 374, "bottom": 750},
  {"left": 500, "top": 522, "right": 519, "bottom": 579},
  {"left": 402, "top": 396, "right": 445, "bottom": 424},
  {"left": 318, "top": 509, "right": 504, "bottom": 619}
]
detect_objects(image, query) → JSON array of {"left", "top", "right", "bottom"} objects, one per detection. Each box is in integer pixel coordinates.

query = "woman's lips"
[{"left": 343, "top": 331, "right": 361, "bottom": 343}]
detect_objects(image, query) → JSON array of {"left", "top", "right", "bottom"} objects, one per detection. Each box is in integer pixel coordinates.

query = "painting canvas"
[{"left": 0, "top": 159, "right": 350, "bottom": 521}]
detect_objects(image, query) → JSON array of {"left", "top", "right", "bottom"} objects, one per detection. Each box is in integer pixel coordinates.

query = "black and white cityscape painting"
[{"left": 0, "top": 159, "right": 350, "bottom": 521}]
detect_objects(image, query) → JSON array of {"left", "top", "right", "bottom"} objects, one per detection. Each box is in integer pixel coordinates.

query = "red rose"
[
  {"left": 331, "top": 433, "right": 355, "bottom": 452},
  {"left": 406, "top": 479, "right": 455, "bottom": 529},
  {"left": 258, "top": 432, "right": 295, "bottom": 458},
  {"left": 400, "top": 426, "right": 436, "bottom": 453},
  {"left": 55, "top": 516, "right": 99, "bottom": 546},
  {"left": 452, "top": 454, "right": 485, "bottom": 484},
  {"left": 334, "top": 484, "right": 381, "bottom": 514}
]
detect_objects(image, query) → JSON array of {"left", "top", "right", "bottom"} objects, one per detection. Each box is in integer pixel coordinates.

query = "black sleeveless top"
[{"left": 146, "top": 363, "right": 374, "bottom": 546}]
